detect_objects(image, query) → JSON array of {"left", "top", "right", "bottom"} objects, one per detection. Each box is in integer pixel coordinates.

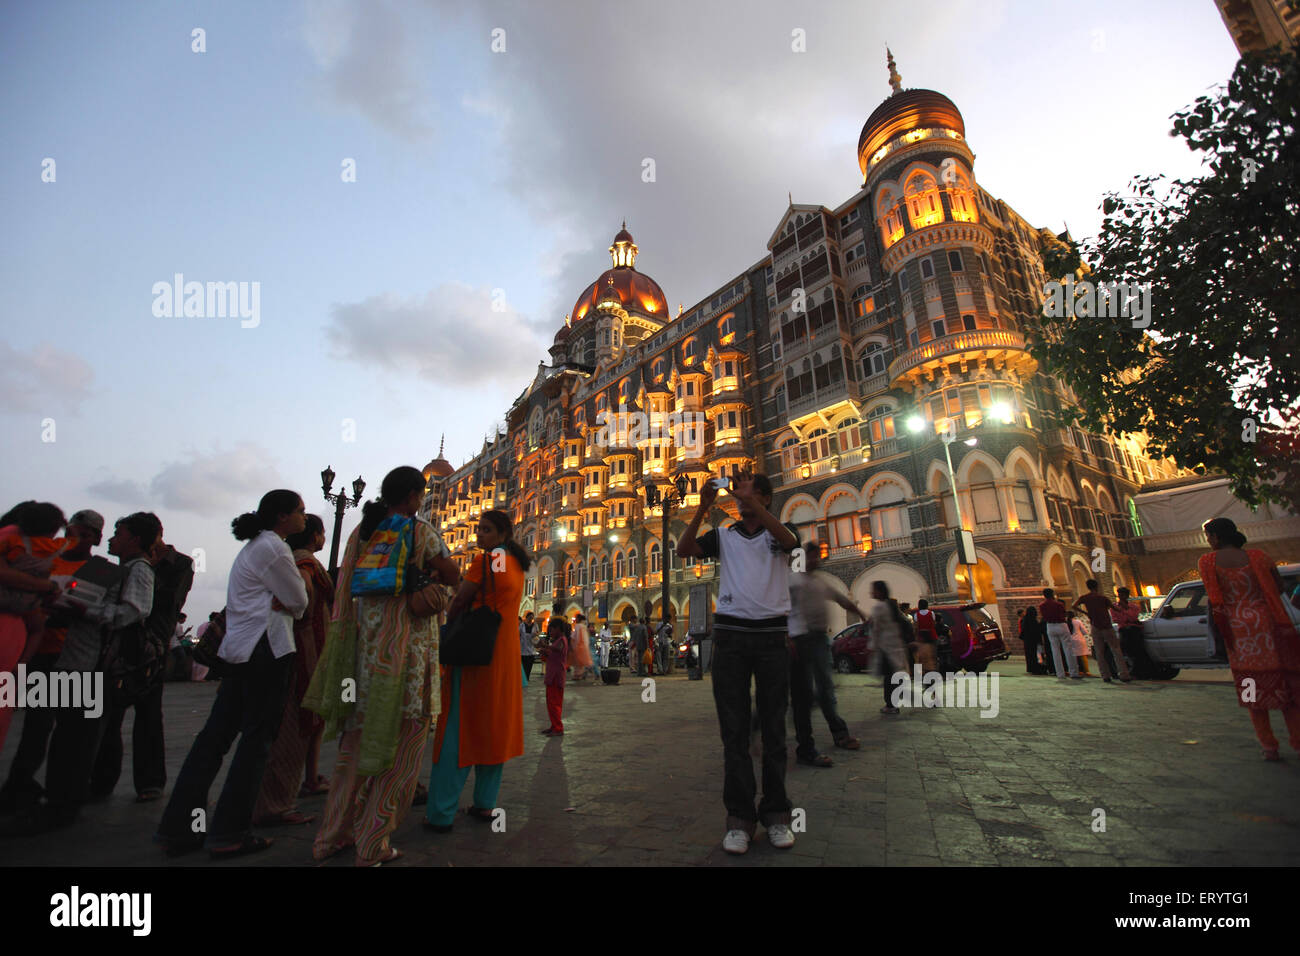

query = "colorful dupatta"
[{"left": 303, "top": 519, "right": 443, "bottom": 775}]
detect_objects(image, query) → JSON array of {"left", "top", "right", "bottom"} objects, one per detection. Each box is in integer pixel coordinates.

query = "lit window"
[{"left": 905, "top": 171, "right": 943, "bottom": 229}]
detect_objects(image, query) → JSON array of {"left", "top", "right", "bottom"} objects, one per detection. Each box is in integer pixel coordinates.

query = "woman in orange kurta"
[
  {"left": 1199, "top": 517, "right": 1300, "bottom": 761},
  {"left": 426, "top": 509, "right": 526, "bottom": 829}
]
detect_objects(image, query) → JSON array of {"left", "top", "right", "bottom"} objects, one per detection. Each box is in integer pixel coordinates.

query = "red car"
[{"left": 831, "top": 603, "right": 1008, "bottom": 674}]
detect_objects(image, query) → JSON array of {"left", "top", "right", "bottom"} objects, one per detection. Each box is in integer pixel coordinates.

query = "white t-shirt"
[
  {"left": 222, "top": 530, "right": 309, "bottom": 662},
  {"left": 696, "top": 522, "right": 797, "bottom": 627}
]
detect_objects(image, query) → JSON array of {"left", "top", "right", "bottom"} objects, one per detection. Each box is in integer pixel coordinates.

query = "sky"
[{"left": 0, "top": 0, "right": 1242, "bottom": 619}]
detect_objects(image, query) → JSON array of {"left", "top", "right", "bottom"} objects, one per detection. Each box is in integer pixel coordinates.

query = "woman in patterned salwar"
[
  {"left": 252, "top": 514, "right": 333, "bottom": 825},
  {"left": 304, "top": 467, "right": 459, "bottom": 865},
  {"left": 1199, "top": 517, "right": 1300, "bottom": 761},
  {"left": 425, "top": 509, "right": 526, "bottom": 831}
]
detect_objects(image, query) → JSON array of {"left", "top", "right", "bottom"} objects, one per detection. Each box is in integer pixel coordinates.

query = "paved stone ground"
[{"left": 3, "top": 662, "right": 1299, "bottom": 867}]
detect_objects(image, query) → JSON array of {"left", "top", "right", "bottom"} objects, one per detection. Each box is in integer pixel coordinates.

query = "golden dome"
[
  {"left": 857, "top": 88, "right": 965, "bottom": 178},
  {"left": 568, "top": 225, "right": 669, "bottom": 324}
]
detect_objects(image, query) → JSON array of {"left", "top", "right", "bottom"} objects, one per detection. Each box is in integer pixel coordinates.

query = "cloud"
[
  {"left": 411, "top": 0, "right": 895, "bottom": 322},
  {"left": 302, "top": 0, "right": 437, "bottom": 142},
  {"left": 0, "top": 342, "right": 94, "bottom": 413},
  {"left": 88, "top": 443, "right": 284, "bottom": 517},
  {"left": 324, "top": 282, "right": 549, "bottom": 385}
]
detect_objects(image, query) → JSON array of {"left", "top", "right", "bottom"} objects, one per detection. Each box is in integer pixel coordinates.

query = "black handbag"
[{"left": 439, "top": 553, "right": 501, "bottom": 667}]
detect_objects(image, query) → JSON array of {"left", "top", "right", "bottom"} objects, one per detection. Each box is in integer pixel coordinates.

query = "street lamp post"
[
  {"left": 643, "top": 471, "right": 690, "bottom": 634},
  {"left": 903, "top": 414, "right": 939, "bottom": 594},
  {"left": 937, "top": 420, "right": 978, "bottom": 603},
  {"left": 321, "top": 466, "right": 366, "bottom": 579}
]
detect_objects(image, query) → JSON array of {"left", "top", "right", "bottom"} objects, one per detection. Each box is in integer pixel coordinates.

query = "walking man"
[
  {"left": 1074, "top": 579, "right": 1133, "bottom": 683},
  {"left": 678, "top": 473, "right": 799, "bottom": 855},
  {"left": 628, "top": 614, "right": 649, "bottom": 676},
  {"left": 787, "top": 543, "right": 863, "bottom": 767}
]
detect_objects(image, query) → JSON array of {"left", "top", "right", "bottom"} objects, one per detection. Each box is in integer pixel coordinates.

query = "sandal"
[
  {"left": 833, "top": 736, "right": 861, "bottom": 750},
  {"left": 209, "top": 835, "right": 274, "bottom": 860},
  {"left": 366, "top": 847, "right": 403, "bottom": 867},
  {"left": 135, "top": 788, "right": 163, "bottom": 803},
  {"left": 255, "top": 810, "right": 316, "bottom": 827},
  {"left": 466, "top": 806, "right": 494, "bottom": 822},
  {"left": 299, "top": 775, "right": 330, "bottom": 797}
]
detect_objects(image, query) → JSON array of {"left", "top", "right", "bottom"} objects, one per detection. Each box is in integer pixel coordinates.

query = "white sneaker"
[
  {"left": 767, "top": 823, "right": 795, "bottom": 849},
  {"left": 722, "top": 829, "right": 750, "bottom": 854}
]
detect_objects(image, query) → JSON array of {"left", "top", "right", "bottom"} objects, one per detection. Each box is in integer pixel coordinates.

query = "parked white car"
[{"left": 1123, "top": 563, "right": 1300, "bottom": 679}]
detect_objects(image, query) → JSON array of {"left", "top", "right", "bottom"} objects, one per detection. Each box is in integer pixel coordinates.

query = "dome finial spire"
[
  {"left": 438, "top": 433, "right": 444, "bottom": 458},
  {"left": 887, "top": 47, "right": 902, "bottom": 94},
  {"left": 610, "top": 223, "right": 638, "bottom": 268}
]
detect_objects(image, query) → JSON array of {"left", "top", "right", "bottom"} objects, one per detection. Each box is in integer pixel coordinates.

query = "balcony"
[
  {"left": 887, "top": 328, "right": 1031, "bottom": 385},
  {"left": 869, "top": 436, "right": 902, "bottom": 459},
  {"left": 865, "top": 534, "right": 911, "bottom": 553},
  {"left": 778, "top": 446, "right": 869, "bottom": 486},
  {"left": 787, "top": 378, "right": 862, "bottom": 419}
]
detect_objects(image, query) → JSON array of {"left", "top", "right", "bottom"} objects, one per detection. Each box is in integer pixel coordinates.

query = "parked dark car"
[
  {"left": 831, "top": 602, "right": 1008, "bottom": 674},
  {"left": 931, "top": 604, "right": 1009, "bottom": 674},
  {"left": 831, "top": 622, "right": 869, "bottom": 673}
]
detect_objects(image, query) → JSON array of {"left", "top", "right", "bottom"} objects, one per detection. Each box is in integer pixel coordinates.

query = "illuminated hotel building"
[{"left": 422, "top": 55, "right": 1189, "bottom": 641}]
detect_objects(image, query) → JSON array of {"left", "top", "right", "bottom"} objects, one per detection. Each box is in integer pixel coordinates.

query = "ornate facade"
[{"left": 422, "top": 56, "right": 1189, "bottom": 644}]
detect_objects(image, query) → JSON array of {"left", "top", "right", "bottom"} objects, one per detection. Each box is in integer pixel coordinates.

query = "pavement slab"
[{"left": 2, "top": 664, "right": 1299, "bottom": 866}]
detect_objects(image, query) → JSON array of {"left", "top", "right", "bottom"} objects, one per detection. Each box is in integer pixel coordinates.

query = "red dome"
[{"left": 570, "top": 268, "right": 669, "bottom": 324}]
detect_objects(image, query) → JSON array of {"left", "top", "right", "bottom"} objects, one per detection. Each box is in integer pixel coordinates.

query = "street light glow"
[{"left": 906, "top": 415, "right": 925, "bottom": 433}]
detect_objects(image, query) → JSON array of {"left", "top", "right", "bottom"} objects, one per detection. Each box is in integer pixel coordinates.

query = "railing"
[
  {"left": 868, "top": 534, "right": 911, "bottom": 553},
  {"left": 777, "top": 445, "right": 871, "bottom": 486},
  {"left": 972, "top": 519, "right": 1007, "bottom": 535},
  {"left": 859, "top": 370, "right": 890, "bottom": 395},
  {"left": 887, "top": 328, "right": 1027, "bottom": 381},
  {"left": 870, "top": 437, "right": 902, "bottom": 459},
  {"left": 787, "top": 379, "right": 861, "bottom": 418}
]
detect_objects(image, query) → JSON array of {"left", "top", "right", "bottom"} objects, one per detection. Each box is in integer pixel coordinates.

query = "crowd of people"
[{"left": 2, "top": 470, "right": 1298, "bottom": 862}]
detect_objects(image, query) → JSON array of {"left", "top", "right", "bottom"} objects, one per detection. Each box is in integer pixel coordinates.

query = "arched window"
[
  {"left": 649, "top": 542, "right": 660, "bottom": 574},
  {"left": 869, "top": 481, "right": 909, "bottom": 542},
  {"left": 969, "top": 462, "right": 1002, "bottom": 524},
  {"left": 1011, "top": 461, "right": 1038, "bottom": 527},
  {"left": 600, "top": 555, "right": 610, "bottom": 582},
  {"left": 904, "top": 171, "right": 943, "bottom": 229},
  {"left": 866, "top": 405, "right": 896, "bottom": 444},
  {"left": 946, "top": 168, "right": 978, "bottom": 223},
  {"left": 615, "top": 550, "right": 626, "bottom": 578},
  {"left": 528, "top": 407, "right": 544, "bottom": 447},
  {"left": 861, "top": 343, "right": 888, "bottom": 378},
  {"left": 836, "top": 417, "right": 862, "bottom": 450},
  {"left": 805, "top": 428, "right": 832, "bottom": 461},
  {"left": 627, "top": 547, "right": 638, "bottom": 577},
  {"left": 877, "top": 186, "right": 903, "bottom": 247},
  {"left": 826, "top": 493, "right": 860, "bottom": 549},
  {"left": 576, "top": 558, "right": 586, "bottom": 587}
]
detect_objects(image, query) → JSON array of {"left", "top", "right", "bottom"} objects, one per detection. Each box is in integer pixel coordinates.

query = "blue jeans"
[
  {"left": 710, "top": 626, "right": 791, "bottom": 832},
  {"left": 790, "top": 631, "right": 849, "bottom": 756}
]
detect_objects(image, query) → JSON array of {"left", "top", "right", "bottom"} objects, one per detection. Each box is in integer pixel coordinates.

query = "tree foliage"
[{"left": 1029, "top": 50, "right": 1299, "bottom": 509}]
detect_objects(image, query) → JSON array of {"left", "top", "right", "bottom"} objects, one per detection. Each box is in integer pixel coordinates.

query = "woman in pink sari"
[{"left": 1198, "top": 517, "right": 1300, "bottom": 761}]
